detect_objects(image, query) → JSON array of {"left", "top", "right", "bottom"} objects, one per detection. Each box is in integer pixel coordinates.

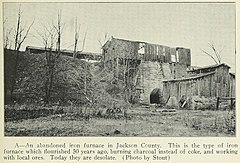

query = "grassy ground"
[{"left": 4, "top": 106, "right": 235, "bottom": 137}]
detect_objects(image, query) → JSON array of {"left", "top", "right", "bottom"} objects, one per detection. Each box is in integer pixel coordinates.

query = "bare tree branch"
[
  {"left": 98, "top": 32, "right": 109, "bottom": 47},
  {"left": 73, "top": 16, "right": 81, "bottom": 58},
  {"left": 201, "top": 49, "right": 219, "bottom": 64},
  {"left": 14, "top": 5, "right": 21, "bottom": 50},
  {"left": 80, "top": 29, "right": 88, "bottom": 52},
  {"left": 17, "top": 19, "right": 34, "bottom": 50},
  {"left": 219, "top": 46, "right": 225, "bottom": 54},
  {"left": 3, "top": 18, "right": 13, "bottom": 49},
  {"left": 52, "top": 10, "right": 65, "bottom": 58},
  {"left": 209, "top": 43, "right": 221, "bottom": 63},
  {"left": 10, "top": 4, "right": 34, "bottom": 102}
]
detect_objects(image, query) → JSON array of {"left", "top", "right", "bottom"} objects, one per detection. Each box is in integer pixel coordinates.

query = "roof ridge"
[
  {"left": 163, "top": 71, "right": 215, "bottom": 82},
  {"left": 26, "top": 45, "right": 100, "bottom": 55},
  {"left": 188, "top": 63, "right": 230, "bottom": 72}
]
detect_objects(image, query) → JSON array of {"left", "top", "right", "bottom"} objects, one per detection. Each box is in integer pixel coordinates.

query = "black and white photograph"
[{"left": 3, "top": 2, "right": 236, "bottom": 137}]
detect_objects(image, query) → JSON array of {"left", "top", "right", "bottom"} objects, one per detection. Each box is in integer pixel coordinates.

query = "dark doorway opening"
[{"left": 150, "top": 88, "right": 161, "bottom": 104}]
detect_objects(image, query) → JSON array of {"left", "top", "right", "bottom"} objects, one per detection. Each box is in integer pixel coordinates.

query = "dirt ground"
[{"left": 4, "top": 106, "right": 235, "bottom": 137}]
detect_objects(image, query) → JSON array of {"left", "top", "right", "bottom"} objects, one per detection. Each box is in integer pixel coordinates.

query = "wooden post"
[
  {"left": 216, "top": 97, "right": 220, "bottom": 110},
  {"left": 230, "top": 98, "right": 233, "bottom": 110},
  {"left": 116, "top": 57, "right": 119, "bottom": 77}
]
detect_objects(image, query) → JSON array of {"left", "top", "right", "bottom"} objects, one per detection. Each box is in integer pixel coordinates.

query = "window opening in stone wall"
[
  {"left": 138, "top": 43, "right": 145, "bottom": 54},
  {"left": 176, "top": 50, "right": 179, "bottom": 62},
  {"left": 171, "top": 54, "right": 176, "bottom": 62}
]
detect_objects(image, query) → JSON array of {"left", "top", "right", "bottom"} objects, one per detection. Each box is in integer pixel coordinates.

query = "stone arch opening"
[{"left": 150, "top": 88, "right": 162, "bottom": 104}]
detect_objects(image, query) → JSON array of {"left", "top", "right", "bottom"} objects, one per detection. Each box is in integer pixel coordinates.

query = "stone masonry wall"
[
  {"left": 134, "top": 62, "right": 189, "bottom": 105},
  {"left": 135, "top": 62, "right": 172, "bottom": 104}
]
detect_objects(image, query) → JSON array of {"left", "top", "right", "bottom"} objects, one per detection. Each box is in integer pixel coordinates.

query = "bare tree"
[
  {"left": 67, "top": 17, "right": 88, "bottom": 102},
  {"left": 98, "top": 32, "right": 109, "bottom": 52},
  {"left": 98, "top": 32, "right": 109, "bottom": 47},
  {"left": 34, "top": 10, "right": 65, "bottom": 104},
  {"left": 72, "top": 16, "right": 88, "bottom": 59},
  {"left": 201, "top": 43, "right": 224, "bottom": 64},
  {"left": 14, "top": 6, "right": 34, "bottom": 51},
  {"left": 53, "top": 10, "right": 65, "bottom": 57},
  {"left": 3, "top": 18, "right": 13, "bottom": 49},
  {"left": 10, "top": 5, "right": 34, "bottom": 102},
  {"left": 81, "top": 30, "right": 88, "bottom": 52},
  {"left": 36, "top": 12, "right": 88, "bottom": 105},
  {"left": 80, "top": 29, "right": 89, "bottom": 105},
  {"left": 44, "top": 10, "right": 65, "bottom": 104},
  {"left": 37, "top": 26, "right": 56, "bottom": 104},
  {"left": 73, "top": 17, "right": 81, "bottom": 59}
]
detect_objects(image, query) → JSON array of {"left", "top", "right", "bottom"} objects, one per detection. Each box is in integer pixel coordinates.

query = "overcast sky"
[{"left": 3, "top": 2, "right": 236, "bottom": 72}]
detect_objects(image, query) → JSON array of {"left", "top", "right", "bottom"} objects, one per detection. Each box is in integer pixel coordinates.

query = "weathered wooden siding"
[
  {"left": 142, "top": 44, "right": 191, "bottom": 65},
  {"left": 163, "top": 72, "right": 216, "bottom": 102},
  {"left": 102, "top": 38, "right": 191, "bottom": 66},
  {"left": 163, "top": 65, "right": 234, "bottom": 102},
  {"left": 177, "top": 48, "right": 191, "bottom": 66},
  {"left": 214, "top": 65, "right": 230, "bottom": 97},
  {"left": 229, "top": 74, "right": 235, "bottom": 97},
  {"left": 165, "top": 47, "right": 171, "bottom": 63}
]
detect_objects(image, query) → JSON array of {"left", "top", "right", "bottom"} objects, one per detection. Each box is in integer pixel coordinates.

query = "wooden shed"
[{"left": 163, "top": 63, "right": 235, "bottom": 102}]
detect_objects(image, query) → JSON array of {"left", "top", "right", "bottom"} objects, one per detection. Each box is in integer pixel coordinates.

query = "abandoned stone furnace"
[{"left": 102, "top": 37, "right": 235, "bottom": 107}]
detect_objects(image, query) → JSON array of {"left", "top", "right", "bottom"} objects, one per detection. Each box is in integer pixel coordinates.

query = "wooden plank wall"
[
  {"left": 163, "top": 66, "right": 233, "bottom": 102},
  {"left": 143, "top": 43, "right": 173, "bottom": 62},
  {"left": 229, "top": 74, "right": 235, "bottom": 97},
  {"left": 163, "top": 73, "right": 216, "bottom": 102},
  {"left": 103, "top": 39, "right": 191, "bottom": 67},
  {"left": 178, "top": 48, "right": 191, "bottom": 66}
]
